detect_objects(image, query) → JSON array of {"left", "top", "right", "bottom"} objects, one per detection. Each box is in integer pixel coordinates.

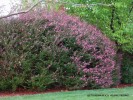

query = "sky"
[{"left": 0, "top": 0, "right": 20, "bottom": 15}]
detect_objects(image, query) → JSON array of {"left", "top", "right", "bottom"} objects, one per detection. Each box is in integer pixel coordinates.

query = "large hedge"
[{"left": 0, "top": 10, "right": 118, "bottom": 91}]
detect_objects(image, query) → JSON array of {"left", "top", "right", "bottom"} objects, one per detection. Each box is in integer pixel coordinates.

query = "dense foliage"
[
  {"left": 62, "top": 0, "right": 133, "bottom": 54},
  {"left": 0, "top": 10, "right": 118, "bottom": 91},
  {"left": 121, "top": 54, "right": 133, "bottom": 84}
]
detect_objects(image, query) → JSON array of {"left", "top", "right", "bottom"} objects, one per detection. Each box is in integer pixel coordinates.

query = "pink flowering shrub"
[
  {"left": 39, "top": 11, "right": 117, "bottom": 88},
  {"left": 0, "top": 10, "right": 119, "bottom": 91}
]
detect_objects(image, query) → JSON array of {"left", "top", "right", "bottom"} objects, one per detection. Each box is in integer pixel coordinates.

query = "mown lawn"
[{"left": 1, "top": 87, "right": 133, "bottom": 100}]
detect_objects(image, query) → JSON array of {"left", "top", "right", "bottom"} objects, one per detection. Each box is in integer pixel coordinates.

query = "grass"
[{"left": 0, "top": 87, "right": 133, "bottom": 100}]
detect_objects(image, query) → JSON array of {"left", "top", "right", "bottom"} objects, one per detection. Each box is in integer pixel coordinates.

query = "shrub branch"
[
  {"left": 0, "top": 0, "right": 113, "bottom": 19},
  {"left": 0, "top": 0, "right": 43, "bottom": 19}
]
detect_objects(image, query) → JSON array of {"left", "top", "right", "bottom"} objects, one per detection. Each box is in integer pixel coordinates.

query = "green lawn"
[{"left": 1, "top": 87, "right": 133, "bottom": 100}]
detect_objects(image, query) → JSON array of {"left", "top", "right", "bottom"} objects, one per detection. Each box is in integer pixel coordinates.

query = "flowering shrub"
[
  {"left": 0, "top": 10, "right": 118, "bottom": 91},
  {"left": 0, "top": 19, "right": 57, "bottom": 91},
  {"left": 40, "top": 11, "right": 118, "bottom": 88}
]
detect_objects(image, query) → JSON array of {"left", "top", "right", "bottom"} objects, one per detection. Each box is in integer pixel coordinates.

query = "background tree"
[{"left": 61, "top": 0, "right": 133, "bottom": 54}]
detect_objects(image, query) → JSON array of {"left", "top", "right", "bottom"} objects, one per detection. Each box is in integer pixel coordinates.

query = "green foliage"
[
  {"left": 121, "top": 55, "right": 133, "bottom": 84},
  {"left": 56, "top": 40, "right": 84, "bottom": 90},
  {"left": 0, "top": 19, "right": 84, "bottom": 91},
  {"left": 0, "top": 19, "right": 57, "bottom": 91},
  {"left": 62, "top": 0, "right": 133, "bottom": 53}
]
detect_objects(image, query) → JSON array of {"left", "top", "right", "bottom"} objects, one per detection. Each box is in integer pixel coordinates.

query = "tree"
[{"left": 61, "top": 0, "right": 133, "bottom": 53}]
